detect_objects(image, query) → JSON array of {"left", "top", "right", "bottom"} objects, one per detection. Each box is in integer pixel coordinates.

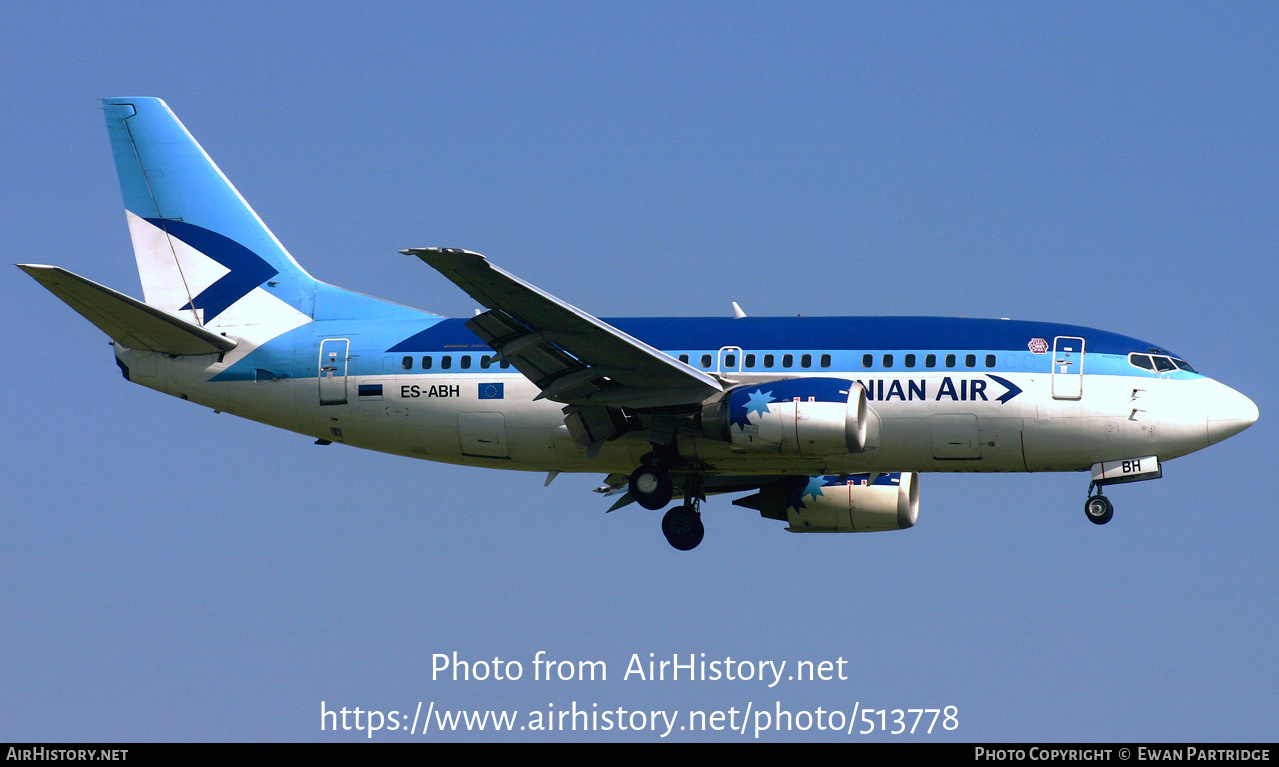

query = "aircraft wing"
[
  {"left": 403, "top": 248, "right": 723, "bottom": 410},
  {"left": 18, "top": 264, "right": 237, "bottom": 355}
]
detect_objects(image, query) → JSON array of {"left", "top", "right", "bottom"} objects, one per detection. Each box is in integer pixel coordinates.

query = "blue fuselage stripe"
[
  {"left": 385, "top": 316, "right": 1177, "bottom": 358},
  {"left": 213, "top": 315, "right": 1193, "bottom": 383}
]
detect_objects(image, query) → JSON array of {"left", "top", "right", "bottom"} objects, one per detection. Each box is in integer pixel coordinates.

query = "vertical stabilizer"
[{"left": 102, "top": 97, "right": 316, "bottom": 329}]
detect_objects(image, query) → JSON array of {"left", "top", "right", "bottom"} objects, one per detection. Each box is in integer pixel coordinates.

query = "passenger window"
[
  {"left": 985, "top": 354, "right": 996, "bottom": 368},
  {"left": 745, "top": 353, "right": 756, "bottom": 368},
  {"left": 480, "top": 355, "right": 491, "bottom": 369},
  {"left": 905, "top": 354, "right": 916, "bottom": 368},
  {"left": 461, "top": 355, "right": 472, "bottom": 369},
  {"left": 441, "top": 355, "right": 452, "bottom": 370},
  {"left": 965, "top": 354, "right": 976, "bottom": 368},
  {"left": 1129, "top": 354, "right": 1155, "bottom": 371},
  {"left": 783, "top": 354, "right": 794, "bottom": 367},
  {"left": 862, "top": 354, "right": 873, "bottom": 368},
  {"left": 945, "top": 354, "right": 956, "bottom": 368},
  {"left": 925, "top": 354, "right": 937, "bottom": 368},
  {"left": 701, "top": 354, "right": 712, "bottom": 368},
  {"left": 422, "top": 356, "right": 432, "bottom": 370},
  {"left": 801, "top": 354, "right": 812, "bottom": 368},
  {"left": 820, "top": 354, "right": 831, "bottom": 368},
  {"left": 725, "top": 354, "right": 737, "bottom": 368},
  {"left": 679, "top": 354, "right": 689, "bottom": 364},
  {"left": 882, "top": 354, "right": 894, "bottom": 368},
  {"left": 500, "top": 360, "right": 510, "bottom": 369},
  {"left": 401, "top": 356, "right": 413, "bottom": 370},
  {"left": 764, "top": 354, "right": 775, "bottom": 368}
]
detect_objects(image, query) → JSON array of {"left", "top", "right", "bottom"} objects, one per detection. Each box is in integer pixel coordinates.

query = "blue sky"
[{"left": 3, "top": 1, "right": 1276, "bottom": 741}]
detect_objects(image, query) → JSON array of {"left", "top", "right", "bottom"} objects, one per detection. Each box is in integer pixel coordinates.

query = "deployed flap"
[
  {"left": 402, "top": 248, "right": 723, "bottom": 409},
  {"left": 18, "top": 264, "right": 237, "bottom": 355}
]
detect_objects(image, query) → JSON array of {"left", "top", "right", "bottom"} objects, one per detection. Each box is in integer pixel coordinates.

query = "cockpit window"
[
  {"left": 1129, "top": 354, "right": 1155, "bottom": 371},
  {"left": 1132, "top": 351, "right": 1198, "bottom": 374}
]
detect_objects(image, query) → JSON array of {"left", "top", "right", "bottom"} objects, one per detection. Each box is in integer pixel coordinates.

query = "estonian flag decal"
[{"left": 358, "top": 383, "right": 383, "bottom": 400}]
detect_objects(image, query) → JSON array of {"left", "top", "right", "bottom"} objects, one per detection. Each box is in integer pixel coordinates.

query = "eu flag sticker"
[
  {"left": 358, "top": 383, "right": 383, "bottom": 401},
  {"left": 478, "top": 382, "right": 505, "bottom": 400}
]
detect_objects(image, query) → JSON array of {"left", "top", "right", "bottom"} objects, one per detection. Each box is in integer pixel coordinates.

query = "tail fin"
[{"left": 102, "top": 97, "right": 316, "bottom": 328}]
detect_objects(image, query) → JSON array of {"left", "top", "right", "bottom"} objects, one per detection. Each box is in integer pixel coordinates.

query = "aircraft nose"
[{"left": 1206, "top": 383, "right": 1259, "bottom": 445}]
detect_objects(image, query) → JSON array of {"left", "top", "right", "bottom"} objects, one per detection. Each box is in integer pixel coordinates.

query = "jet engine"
[
  {"left": 701, "top": 378, "right": 868, "bottom": 457},
  {"left": 734, "top": 472, "right": 919, "bottom": 533}
]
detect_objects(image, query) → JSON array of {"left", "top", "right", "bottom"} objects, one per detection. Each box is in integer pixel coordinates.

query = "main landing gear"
[
  {"left": 627, "top": 458, "right": 706, "bottom": 551},
  {"left": 1084, "top": 482, "right": 1114, "bottom": 525},
  {"left": 628, "top": 464, "right": 673, "bottom": 511},
  {"left": 661, "top": 505, "right": 704, "bottom": 551}
]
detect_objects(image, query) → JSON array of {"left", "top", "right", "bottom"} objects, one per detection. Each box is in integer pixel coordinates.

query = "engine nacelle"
[
  {"left": 702, "top": 378, "right": 868, "bottom": 457},
  {"left": 789, "top": 472, "right": 919, "bottom": 532},
  {"left": 735, "top": 473, "right": 919, "bottom": 533}
]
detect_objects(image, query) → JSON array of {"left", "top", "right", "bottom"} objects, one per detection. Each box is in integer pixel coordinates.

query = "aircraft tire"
[
  {"left": 662, "top": 505, "right": 704, "bottom": 551},
  {"left": 630, "top": 466, "right": 673, "bottom": 511},
  {"left": 1084, "top": 495, "right": 1114, "bottom": 525}
]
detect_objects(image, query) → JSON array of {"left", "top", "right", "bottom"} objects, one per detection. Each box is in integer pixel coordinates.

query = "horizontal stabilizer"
[{"left": 17, "top": 264, "right": 237, "bottom": 355}]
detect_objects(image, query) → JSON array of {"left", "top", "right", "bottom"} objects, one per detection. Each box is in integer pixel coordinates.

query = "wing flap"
[
  {"left": 18, "top": 264, "right": 237, "bottom": 355},
  {"left": 466, "top": 308, "right": 581, "bottom": 389}
]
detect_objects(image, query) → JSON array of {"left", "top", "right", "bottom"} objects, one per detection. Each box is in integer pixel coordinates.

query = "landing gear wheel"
[
  {"left": 1084, "top": 495, "right": 1114, "bottom": 525},
  {"left": 629, "top": 465, "right": 673, "bottom": 511},
  {"left": 662, "top": 505, "right": 705, "bottom": 551}
]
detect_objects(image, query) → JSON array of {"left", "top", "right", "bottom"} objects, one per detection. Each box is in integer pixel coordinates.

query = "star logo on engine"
[{"left": 744, "top": 389, "right": 775, "bottom": 419}]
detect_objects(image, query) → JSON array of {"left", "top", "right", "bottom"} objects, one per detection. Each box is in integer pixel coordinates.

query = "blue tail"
[{"left": 103, "top": 97, "right": 318, "bottom": 328}]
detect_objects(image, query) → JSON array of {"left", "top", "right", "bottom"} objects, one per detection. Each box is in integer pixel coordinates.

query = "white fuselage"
[{"left": 116, "top": 344, "right": 1241, "bottom": 478}]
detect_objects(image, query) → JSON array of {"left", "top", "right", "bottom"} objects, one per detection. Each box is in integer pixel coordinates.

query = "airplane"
[{"left": 19, "top": 97, "right": 1259, "bottom": 551}]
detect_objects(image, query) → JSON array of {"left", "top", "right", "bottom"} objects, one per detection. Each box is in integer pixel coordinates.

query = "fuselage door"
[
  {"left": 1051, "top": 336, "right": 1085, "bottom": 400},
  {"left": 931, "top": 413, "right": 981, "bottom": 459},
  {"left": 319, "top": 338, "right": 350, "bottom": 405},
  {"left": 717, "top": 346, "right": 743, "bottom": 375},
  {"left": 459, "top": 412, "right": 509, "bottom": 458}
]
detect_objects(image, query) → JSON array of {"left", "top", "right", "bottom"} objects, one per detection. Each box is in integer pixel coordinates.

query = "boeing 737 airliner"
[{"left": 19, "top": 98, "right": 1259, "bottom": 550}]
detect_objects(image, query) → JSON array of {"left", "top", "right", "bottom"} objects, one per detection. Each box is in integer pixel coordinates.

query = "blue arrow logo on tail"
[
  {"left": 986, "top": 374, "right": 1023, "bottom": 404},
  {"left": 146, "top": 218, "right": 278, "bottom": 323}
]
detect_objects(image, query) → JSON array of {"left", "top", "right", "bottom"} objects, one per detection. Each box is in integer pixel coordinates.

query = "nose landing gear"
[
  {"left": 1084, "top": 492, "right": 1114, "bottom": 525},
  {"left": 1082, "top": 457, "right": 1163, "bottom": 526},
  {"left": 1084, "top": 480, "right": 1114, "bottom": 525}
]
